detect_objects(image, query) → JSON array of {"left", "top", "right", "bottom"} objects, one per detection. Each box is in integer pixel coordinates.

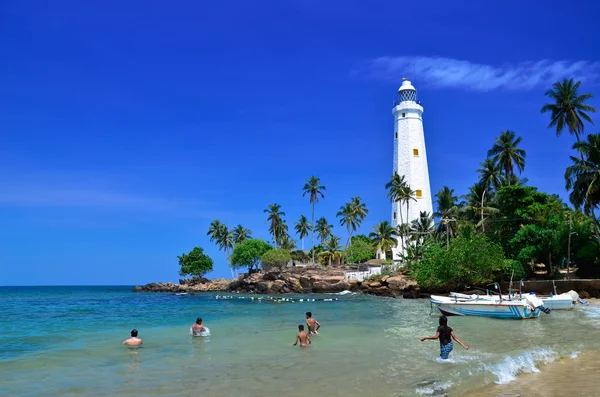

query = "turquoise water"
[{"left": 1, "top": 287, "right": 600, "bottom": 397}]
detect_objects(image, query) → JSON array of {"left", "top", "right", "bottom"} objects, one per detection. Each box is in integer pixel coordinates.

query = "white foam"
[
  {"left": 189, "top": 326, "right": 211, "bottom": 337},
  {"left": 483, "top": 348, "right": 558, "bottom": 385},
  {"left": 415, "top": 380, "right": 453, "bottom": 396}
]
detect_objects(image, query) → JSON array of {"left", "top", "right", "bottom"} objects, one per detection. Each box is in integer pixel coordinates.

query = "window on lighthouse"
[
  {"left": 413, "top": 149, "right": 419, "bottom": 156},
  {"left": 402, "top": 113, "right": 406, "bottom": 117},
  {"left": 416, "top": 190, "right": 422, "bottom": 198},
  {"left": 393, "top": 212, "right": 397, "bottom": 220},
  {"left": 395, "top": 132, "right": 398, "bottom": 139}
]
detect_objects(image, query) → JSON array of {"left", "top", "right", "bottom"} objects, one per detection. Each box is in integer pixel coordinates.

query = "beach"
[{"left": 1, "top": 287, "right": 599, "bottom": 397}]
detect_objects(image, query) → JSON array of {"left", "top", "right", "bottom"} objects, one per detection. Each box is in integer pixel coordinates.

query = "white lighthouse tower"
[{"left": 391, "top": 79, "right": 433, "bottom": 260}]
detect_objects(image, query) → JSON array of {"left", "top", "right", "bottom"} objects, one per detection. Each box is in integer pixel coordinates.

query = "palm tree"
[
  {"left": 294, "top": 215, "right": 311, "bottom": 250},
  {"left": 408, "top": 211, "right": 435, "bottom": 253},
  {"left": 315, "top": 217, "right": 333, "bottom": 244},
  {"left": 207, "top": 220, "right": 235, "bottom": 277},
  {"left": 478, "top": 158, "right": 502, "bottom": 192},
  {"left": 541, "top": 78, "right": 597, "bottom": 144},
  {"left": 337, "top": 202, "right": 359, "bottom": 247},
  {"left": 280, "top": 233, "right": 297, "bottom": 251},
  {"left": 232, "top": 225, "right": 252, "bottom": 245},
  {"left": 385, "top": 173, "right": 407, "bottom": 226},
  {"left": 434, "top": 186, "right": 459, "bottom": 238},
  {"left": 351, "top": 196, "right": 369, "bottom": 222},
  {"left": 264, "top": 203, "right": 285, "bottom": 247},
  {"left": 565, "top": 133, "right": 600, "bottom": 244},
  {"left": 369, "top": 221, "right": 398, "bottom": 262},
  {"left": 302, "top": 176, "right": 326, "bottom": 264},
  {"left": 463, "top": 182, "right": 499, "bottom": 231},
  {"left": 401, "top": 184, "right": 417, "bottom": 224},
  {"left": 487, "top": 130, "right": 526, "bottom": 177},
  {"left": 324, "top": 236, "right": 342, "bottom": 266}
]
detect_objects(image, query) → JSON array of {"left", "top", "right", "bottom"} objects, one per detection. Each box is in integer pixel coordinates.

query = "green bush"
[
  {"left": 261, "top": 249, "right": 291, "bottom": 271},
  {"left": 411, "top": 233, "right": 505, "bottom": 289},
  {"left": 499, "top": 259, "right": 528, "bottom": 281},
  {"left": 346, "top": 237, "right": 376, "bottom": 264},
  {"left": 177, "top": 247, "right": 214, "bottom": 277}
]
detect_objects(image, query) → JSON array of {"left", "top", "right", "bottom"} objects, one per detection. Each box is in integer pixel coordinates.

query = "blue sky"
[{"left": 1, "top": 0, "right": 599, "bottom": 285}]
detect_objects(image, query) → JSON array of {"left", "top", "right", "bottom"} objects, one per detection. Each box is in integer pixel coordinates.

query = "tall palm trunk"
[
  {"left": 301, "top": 237, "right": 304, "bottom": 251},
  {"left": 397, "top": 200, "right": 404, "bottom": 255},
  {"left": 225, "top": 251, "right": 233, "bottom": 278},
  {"left": 311, "top": 204, "right": 315, "bottom": 264}
]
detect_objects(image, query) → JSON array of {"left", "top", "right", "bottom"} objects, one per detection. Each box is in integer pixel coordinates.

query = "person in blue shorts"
[{"left": 420, "top": 316, "right": 468, "bottom": 359}]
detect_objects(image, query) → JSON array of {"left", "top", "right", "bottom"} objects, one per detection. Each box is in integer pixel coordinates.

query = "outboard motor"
[{"left": 524, "top": 294, "right": 552, "bottom": 314}]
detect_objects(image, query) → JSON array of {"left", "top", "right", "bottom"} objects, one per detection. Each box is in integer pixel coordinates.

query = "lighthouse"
[{"left": 391, "top": 79, "right": 433, "bottom": 260}]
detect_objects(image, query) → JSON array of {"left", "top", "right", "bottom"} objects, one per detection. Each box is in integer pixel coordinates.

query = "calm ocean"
[{"left": 1, "top": 286, "right": 599, "bottom": 397}]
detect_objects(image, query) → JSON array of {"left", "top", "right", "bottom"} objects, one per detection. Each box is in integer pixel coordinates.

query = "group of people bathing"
[
  {"left": 122, "top": 312, "right": 322, "bottom": 349},
  {"left": 123, "top": 311, "right": 466, "bottom": 360}
]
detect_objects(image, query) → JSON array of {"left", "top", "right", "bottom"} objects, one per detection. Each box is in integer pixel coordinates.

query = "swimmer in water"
[
  {"left": 123, "top": 329, "right": 143, "bottom": 347},
  {"left": 305, "top": 311, "right": 320, "bottom": 335},
  {"left": 420, "top": 315, "right": 468, "bottom": 359},
  {"left": 292, "top": 325, "right": 311, "bottom": 348},
  {"left": 191, "top": 317, "right": 206, "bottom": 336}
]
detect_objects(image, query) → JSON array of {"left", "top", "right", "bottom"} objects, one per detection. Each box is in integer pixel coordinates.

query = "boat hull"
[
  {"left": 541, "top": 296, "right": 574, "bottom": 310},
  {"left": 431, "top": 296, "right": 541, "bottom": 319}
]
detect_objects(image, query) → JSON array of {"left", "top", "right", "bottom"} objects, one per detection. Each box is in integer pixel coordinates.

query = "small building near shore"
[{"left": 344, "top": 264, "right": 383, "bottom": 282}]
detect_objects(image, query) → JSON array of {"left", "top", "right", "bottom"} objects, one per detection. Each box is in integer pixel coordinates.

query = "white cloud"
[{"left": 367, "top": 56, "right": 600, "bottom": 91}]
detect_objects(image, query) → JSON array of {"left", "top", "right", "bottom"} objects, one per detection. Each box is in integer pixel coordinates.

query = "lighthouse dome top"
[
  {"left": 398, "top": 79, "right": 416, "bottom": 92},
  {"left": 397, "top": 78, "right": 418, "bottom": 103}
]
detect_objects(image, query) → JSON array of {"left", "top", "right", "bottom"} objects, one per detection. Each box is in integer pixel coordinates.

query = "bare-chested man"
[
  {"left": 123, "top": 329, "right": 143, "bottom": 347},
  {"left": 292, "top": 325, "right": 311, "bottom": 348},
  {"left": 191, "top": 317, "right": 206, "bottom": 336},
  {"left": 305, "top": 311, "right": 321, "bottom": 335}
]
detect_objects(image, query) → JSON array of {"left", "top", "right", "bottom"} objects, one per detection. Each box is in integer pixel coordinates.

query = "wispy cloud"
[{"left": 366, "top": 56, "right": 600, "bottom": 91}]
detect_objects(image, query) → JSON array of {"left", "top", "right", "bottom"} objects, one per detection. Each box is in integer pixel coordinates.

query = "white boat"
[
  {"left": 449, "top": 291, "right": 576, "bottom": 310},
  {"left": 431, "top": 293, "right": 546, "bottom": 319}
]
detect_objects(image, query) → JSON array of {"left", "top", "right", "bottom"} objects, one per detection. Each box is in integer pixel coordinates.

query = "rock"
[
  {"left": 132, "top": 286, "right": 143, "bottom": 292},
  {"left": 381, "top": 275, "right": 390, "bottom": 284},
  {"left": 299, "top": 276, "right": 312, "bottom": 289},
  {"left": 263, "top": 272, "right": 282, "bottom": 281},
  {"left": 348, "top": 280, "right": 360, "bottom": 291},
  {"left": 255, "top": 281, "right": 273, "bottom": 293},
  {"left": 387, "top": 276, "right": 417, "bottom": 291},
  {"left": 579, "top": 290, "right": 591, "bottom": 299},
  {"left": 403, "top": 287, "right": 421, "bottom": 299},
  {"left": 270, "top": 280, "right": 286, "bottom": 293},
  {"left": 323, "top": 276, "right": 345, "bottom": 284},
  {"left": 368, "top": 281, "right": 382, "bottom": 288}
]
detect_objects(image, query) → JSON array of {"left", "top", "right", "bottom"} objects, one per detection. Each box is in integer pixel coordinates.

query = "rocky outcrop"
[{"left": 133, "top": 269, "right": 423, "bottom": 298}]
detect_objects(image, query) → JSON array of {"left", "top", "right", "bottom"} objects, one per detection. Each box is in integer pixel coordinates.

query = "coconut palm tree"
[
  {"left": 408, "top": 211, "right": 435, "bottom": 253},
  {"left": 232, "top": 225, "right": 252, "bottom": 245},
  {"left": 463, "top": 182, "right": 499, "bottom": 231},
  {"left": 302, "top": 176, "right": 326, "bottom": 264},
  {"left": 351, "top": 196, "right": 369, "bottom": 222},
  {"left": 385, "top": 173, "right": 407, "bottom": 226},
  {"left": 315, "top": 217, "right": 333, "bottom": 244},
  {"left": 369, "top": 221, "right": 398, "bottom": 262},
  {"left": 337, "top": 202, "right": 359, "bottom": 247},
  {"left": 280, "top": 233, "right": 297, "bottom": 251},
  {"left": 541, "top": 78, "right": 597, "bottom": 144},
  {"left": 565, "top": 133, "right": 600, "bottom": 244},
  {"left": 324, "top": 236, "right": 342, "bottom": 266},
  {"left": 207, "top": 220, "right": 235, "bottom": 277},
  {"left": 401, "top": 184, "right": 417, "bottom": 224},
  {"left": 487, "top": 130, "right": 526, "bottom": 177},
  {"left": 434, "top": 186, "right": 459, "bottom": 238},
  {"left": 294, "top": 215, "right": 311, "bottom": 250},
  {"left": 264, "top": 203, "right": 285, "bottom": 247},
  {"left": 477, "top": 158, "right": 503, "bottom": 192}
]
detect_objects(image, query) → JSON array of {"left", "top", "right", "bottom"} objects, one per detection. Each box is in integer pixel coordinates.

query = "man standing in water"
[
  {"left": 305, "top": 312, "right": 321, "bottom": 335},
  {"left": 123, "top": 329, "right": 143, "bottom": 346},
  {"left": 292, "top": 325, "right": 311, "bottom": 348},
  {"left": 191, "top": 317, "right": 206, "bottom": 336}
]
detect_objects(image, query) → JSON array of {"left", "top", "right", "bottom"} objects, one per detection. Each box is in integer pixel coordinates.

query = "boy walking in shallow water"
[
  {"left": 305, "top": 311, "right": 321, "bottom": 335},
  {"left": 420, "top": 316, "right": 468, "bottom": 359},
  {"left": 292, "top": 325, "right": 311, "bottom": 348}
]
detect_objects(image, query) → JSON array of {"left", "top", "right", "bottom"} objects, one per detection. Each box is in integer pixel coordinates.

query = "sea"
[{"left": 1, "top": 286, "right": 599, "bottom": 397}]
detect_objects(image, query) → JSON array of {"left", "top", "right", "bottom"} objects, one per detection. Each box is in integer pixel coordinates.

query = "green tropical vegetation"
[
  {"left": 261, "top": 248, "right": 292, "bottom": 271},
  {"left": 184, "top": 78, "right": 599, "bottom": 289},
  {"left": 177, "top": 247, "right": 214, "bottom": 277},
  {"left": 230, "top": 239, "right": 272, "bottom": 273}
]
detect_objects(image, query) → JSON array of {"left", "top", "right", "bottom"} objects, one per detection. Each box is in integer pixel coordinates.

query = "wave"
[{"left": 414, "top": 347, "right": 580, "bottom": 396}]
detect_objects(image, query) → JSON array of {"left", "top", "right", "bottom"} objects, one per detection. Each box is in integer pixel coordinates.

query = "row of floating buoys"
[{"left": 214, "top": 295, "right": 338, "bottom": 303}]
